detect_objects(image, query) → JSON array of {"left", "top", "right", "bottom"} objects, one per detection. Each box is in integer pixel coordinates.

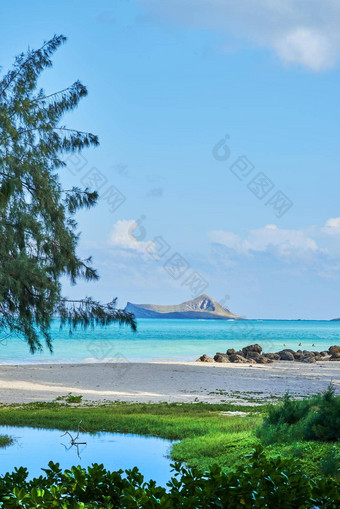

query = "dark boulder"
[
  {"left": 196, "top": 354, "right": 214, "bottom": 362},
  {"left": 229, "top": 354, "right": 248, "bottom": 363},
  {"left": 242, "top": 344, "right": 262, "bottom": 355},
  {"left": 245, "top": 350, "right": 261, "bottom": 360},
  {"left": 263, "top": 353, "right": 280, "bottom": 361},
  {"left": 255, "top": 355, "right": 273, "bottom": 364},
  {"left": 214, "top": 353, "right": 230, "bottom": 363},
  {"left": 301, "top": 356, "right": 316, "bottom": 363},
  {"left": 278, "top": 350, "right": 295, "bottom": 361}
]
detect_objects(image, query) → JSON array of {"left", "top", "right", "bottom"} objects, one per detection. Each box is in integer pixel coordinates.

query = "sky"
[{"left": 1, "top": 0, "right": 340, "bottom": 319}]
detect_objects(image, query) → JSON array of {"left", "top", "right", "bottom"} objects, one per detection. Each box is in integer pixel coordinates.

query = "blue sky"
[{"left": 2, "top": 0, "right": 340, "bottom": 318}]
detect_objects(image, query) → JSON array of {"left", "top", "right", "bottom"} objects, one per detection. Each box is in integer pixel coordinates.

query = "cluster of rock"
[{"left": 196, "top": 344, "right": 340, "bottom": 364}]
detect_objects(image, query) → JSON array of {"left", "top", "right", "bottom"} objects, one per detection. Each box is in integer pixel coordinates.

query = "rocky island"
[{"left": 125, "top": 294, "right": 240, "bottom": 320}]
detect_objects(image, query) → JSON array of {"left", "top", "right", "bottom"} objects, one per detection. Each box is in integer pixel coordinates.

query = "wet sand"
[{"left": 0, "top": 361, "right": 339, "bottom": 404}]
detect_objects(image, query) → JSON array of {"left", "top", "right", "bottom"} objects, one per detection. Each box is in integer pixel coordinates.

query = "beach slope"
[{"left": 0, "top": 361, "right": 339, "bottom": 404}]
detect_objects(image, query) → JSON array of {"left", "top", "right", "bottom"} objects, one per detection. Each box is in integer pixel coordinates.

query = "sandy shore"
[{"left": 0, "top": 361, "right": 339, "bottom": 404}]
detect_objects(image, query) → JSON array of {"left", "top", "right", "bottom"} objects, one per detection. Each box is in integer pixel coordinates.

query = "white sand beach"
[{"left": 0, "top": 361, "right": 339, "bottom": 404}]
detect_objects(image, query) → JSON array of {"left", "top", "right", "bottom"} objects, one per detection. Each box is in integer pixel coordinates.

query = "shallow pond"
[{"left": 0, "top": 425, "right": 174, "bottom": 486}]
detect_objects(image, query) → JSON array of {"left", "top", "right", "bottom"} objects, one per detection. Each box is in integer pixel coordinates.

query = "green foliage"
[
  {"left": 0, "top": 401, "right": 263, "bottom": 440},
  {"left": 319, "top": 448, "right": 340, "bottom": 479},
  {"left": 0, "top": 35, "right": 136, "bottom": 352},
  {"left": 1, "top": 399, "right": 338, "bottom": 482},
  {"left": 55, "top": 393, "right": 83, "bottom": 404},
  {"left": 0, "top": 401, "right": 264, "bottom": 473},
  {"left": 304, "top": 386, "right": 340, "bottom": 441},
  {"left": 0, "top": 435, "right": 12, "bottom": 448},
  {"left": 172, "top": 431, "right": 259, "bottom": 472},
  {"left": 257, "top": 386, "right": 340, "bottom": 444},
  {"left": 65, "top": 393, "right": 82, "bottom": 404},
  {"left": 265, "top": 441, "right": 340, "bottom": 479},
  {"left": 0, "top": 448, "right": 338, "bottom": 508}
]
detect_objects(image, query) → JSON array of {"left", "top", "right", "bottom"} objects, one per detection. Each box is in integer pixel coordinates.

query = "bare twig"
[{"left": 60, "top": 420, "right": 87, "bottom": 445}]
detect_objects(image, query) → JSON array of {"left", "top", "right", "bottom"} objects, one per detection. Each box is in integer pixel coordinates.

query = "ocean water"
[{"left": 0, "top": 319, "right": 339, "bottom": 364}]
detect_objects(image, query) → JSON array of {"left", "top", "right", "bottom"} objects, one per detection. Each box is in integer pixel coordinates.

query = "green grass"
[
  {"left": 0, "top": 400, "right": 263, "bottom": 439},
  {"left": 0, "top": 401, "right": 264, "bottom": 471},
  {"left": 0, "top": 399, "right": 338, "bottom": 478}
]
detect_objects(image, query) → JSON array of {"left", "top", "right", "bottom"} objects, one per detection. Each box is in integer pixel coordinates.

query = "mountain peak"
[{"left": 125, "top": 295, "right": 239, "bottom": 320}]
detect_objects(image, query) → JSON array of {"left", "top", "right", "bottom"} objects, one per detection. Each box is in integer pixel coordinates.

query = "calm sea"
[{"left": 0, "top": 319, "right": 339, "bottom": 364}]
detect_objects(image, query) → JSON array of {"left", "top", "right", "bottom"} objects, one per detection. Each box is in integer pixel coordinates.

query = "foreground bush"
[
  {"left": 257, "top": 386, "right": 340, "bottom": 444},
  {"left": 0, "top": 447, "right": 339, "bottom": 508}
]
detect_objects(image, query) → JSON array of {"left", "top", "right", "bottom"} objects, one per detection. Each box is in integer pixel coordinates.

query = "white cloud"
[
  {"left": 108, "top": 219, "right": 153, "bottom": 253},
  {"left": 274, "top": 28, "right": 336, "bottom": 71},
  {"left": 323, "top": 217, "right": 340, "bottom": 234},
  {"left": 142, "top": 0, "right": 340, "bottom": 71},
  {"left": 210, "top": 224, "right": 321, "bottom": 261},
  {"left": 209, "top": 230, "right": 246, "bottom": 254}
]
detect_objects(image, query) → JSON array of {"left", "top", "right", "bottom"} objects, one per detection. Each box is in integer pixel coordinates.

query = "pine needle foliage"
[
  {"left": 257, "top": 385, "right": 340, "bottom": 444},
  {"left": 0, "top": 35, "right": 136, "bottom": 353}
]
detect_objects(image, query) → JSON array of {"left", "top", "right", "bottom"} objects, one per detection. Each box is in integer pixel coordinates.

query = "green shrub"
[
  {"left": 290, "top": 441, "right": 311, "bottom": 459},
  {"left": 56, "top": 393, "right": 83, "bottom": 404},
  {"left": 0, "top": 447, "right": 339, "bottom": 508},
  {"left": 257, "top": 386, "right": 340, "bottom": 444},
  {"left": 319, "top": 448, "right": 340, "bottom": 479},
  {"left": 304, "top": 386, "right": 340, "bottom": 441}
]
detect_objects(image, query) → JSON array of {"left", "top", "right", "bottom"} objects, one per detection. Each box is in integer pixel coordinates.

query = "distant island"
[
  {"left": 125, "top": 294, "right": 240, "bottom": 320},
  {"left": 331, "top": 318, "right": 340, "bottom": 321}
]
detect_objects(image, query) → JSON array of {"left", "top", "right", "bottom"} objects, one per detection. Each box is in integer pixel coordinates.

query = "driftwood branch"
[
  {"left": 60, "top": 420, "right": 87, "bottom": 459},
  {"left": 60, "top": 420, "right": 87, "bottom": 445}
]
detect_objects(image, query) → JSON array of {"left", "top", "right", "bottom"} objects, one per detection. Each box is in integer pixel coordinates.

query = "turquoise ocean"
[{"left": 0, "top": 319, "right": 339, "bottom": 364}]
